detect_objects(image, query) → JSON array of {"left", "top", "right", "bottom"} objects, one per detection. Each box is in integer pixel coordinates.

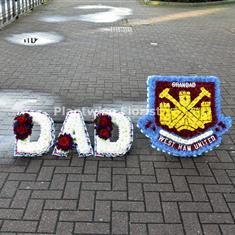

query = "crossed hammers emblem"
[{"left": 159, "top": 87, "right": 211, "bottom": 129}]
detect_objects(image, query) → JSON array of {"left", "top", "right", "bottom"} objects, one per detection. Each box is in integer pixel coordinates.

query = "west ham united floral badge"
[{"left": 137, "top": 76, "right": 232, "bottom": 157}]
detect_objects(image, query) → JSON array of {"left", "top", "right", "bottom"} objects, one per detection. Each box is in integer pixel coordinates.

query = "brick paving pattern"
[{"left": 0, "top": 0, "right": 234, "bottom": 234}]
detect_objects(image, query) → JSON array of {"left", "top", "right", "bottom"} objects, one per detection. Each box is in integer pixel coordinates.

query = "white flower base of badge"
[
  {"left": 94, "top": 111, "right": 133, "bottom": 157},
  {"left": 14, "top": 111, "right": 55, "bottom": 157},
  {"left": 53, "top": 110, "right": 93, "bottom": 157}
]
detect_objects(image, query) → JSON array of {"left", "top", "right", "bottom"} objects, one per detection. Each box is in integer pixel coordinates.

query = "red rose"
[
  {"left": 15, "top": 116, "right": 27, "bottom": 124},
  {"left": 59, "top": 137, "right": 70, "bottom": 147},
  {"left": 14, "top": 125, "right": 28, "bottom": 135},
  {"left": 99, "top": 116, "right": 112, "bottom": 127},
  {"left": 98, "top": 128, "right": 111, "bottom": 140},
  {"left": 57, "top": 135, "right": 73, "bottom": 151}
]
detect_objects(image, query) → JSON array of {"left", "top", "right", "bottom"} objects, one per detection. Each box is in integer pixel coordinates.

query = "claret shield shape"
[{"left": 137, "top": 76, "right": 232, "bottom": 157}]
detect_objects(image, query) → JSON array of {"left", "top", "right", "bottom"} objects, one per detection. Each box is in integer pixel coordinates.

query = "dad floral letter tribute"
[{"left": 13, "top": 110, "right": 133, "bottom": 157}]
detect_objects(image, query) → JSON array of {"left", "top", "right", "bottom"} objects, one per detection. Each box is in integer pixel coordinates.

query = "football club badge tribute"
[{"left": 138, "top": 76, "right": 232, "bottom": 157}]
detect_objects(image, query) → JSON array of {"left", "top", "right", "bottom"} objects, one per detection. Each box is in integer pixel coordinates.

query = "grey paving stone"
[
  {"left": 170, "top": 169, "right": 199, "bottom": 176},
  {"left": 195, "top": 163, "right": 213, "bottom": 176},
  {"left": 19, "top": 181, "right": 49, "bottom": 190},
  {"left": 56, "top": 222, "right": 74, "bottom": 235},
  {"left": 156, "top": 169, "right": 172, "bottom": 183},
  {"left": 10, "top": 190, "right": 31, "bottom": 208},
  {"left": 78, "top": 191, "right": 95, "bottom": 210},
  {"left": 84, "top": 161, "right": 98, "bottom": 174},
  {"left": 98, "top": 168, "right": 112, "bottom": 182},
  {"left": 216, "top": 150, "right": 233, "bottom": 162},
  {"left": 75, "top": 222, "right": 110, "bottom": 234},
  {"left": 179, "top": 202, "right": 212, "bottom": 212},
  {"left": 1, "top": 220, "right": 38, "bottom": 232},
  {"left": 44, "top": 200, "right": 77, "bottom": 210},
  {"left": 43, "top": 160, "right": 70, "bottom": 167},
  {"left": 50, "top": 174, "right": 66, "bottom": 190},
  {"left": 60, "top": 210, "right": 93, "bottom": 222},
  {"left": 144, "top": 192, "right": 161, "bottom": 212},
  {"left": 189, "top": 184, "right": 208, "bottom": 202},
  {"left": 112, "top": 212, "right": 128, "bottom": 235},
  {"left": 220, "top": 225, "right": 235, "bottom": 235},
  {"left": 9, "top": 173, "right": 36, "bottom": 181},
  {"left": 0, "top": 173, "right": 8, "bottom": 189},
  {"left": 0, "top": 199, "right": 11, "bottom": 208},
  {"left": 112, "top": 175, "right": 127, "bottom": 191},
  {"left": 128, "top": 183, "right": 143, "bottom": 201},
  {"left": 205, "top": 185, "right": 235, "bottom": 193},
  {"left": 67, "top": 174, "right": 96, "bottom": 182},
  {"left": 63, "top": 182, "right": 80, "bottom": 199},
  {"left": 154, "top": 162, "right": 181, "bottom": 169},
  {"left": 130, "top": 212, "right": 163, "bottom": 223},
  {"left": 172, "top": 176, "right": 189, "bottom": 191},
  {"left": 162, "top": 202, "right": 181, "bottom": 223},
  {"left": 160, "top": 192, "right": 192, "bottom": 202},
  {"left": 224, "top": 193, "right": 235, "bottom": 202},
  {"left": 148, "top": 224, "right": 184, "bottom": 235},
  {"left": 94, "top": 201, "right": 111, "bottom": 222},
  {"left": 202, "top": 224, "right": 222, "bottom": 235},
  {"left": 140, "top": 162, "right": 155, "bottom": 175},
  {"left": 182, "top": 213, "right": 202, "bottom": 235},
  {"left": 113, "top": 167, "right": 140, "bottom": 175},
  {"left": 31, "top": 190, "right": 63, "bottom": 199},
  {"left": 96, "top": 191, "right": 127, "bottom": 201},
  {"left": 128, "top": 175, "right": 156, "bottom": 183},
  {"left": 54, "top": 166, "right": 83, "bottom": 174},
  {"left": 0, "top": 181, "right": 19, "bottom": 198},
  {"left": 38, "top": 210, "right": 58, "bottom": 233},
  {"left": 0, "top": 209, "right": 23, "bottom": 219},
  {"left": 187, "top": 176, "right": 216, "bottom": 184},
  {"left": 199, "top": 213, "right": 234, "bottom": 224},
  {"left": 37, "top": 166, "right": 54, "bottom": 181},
  {"left": 26, "top": 159, "right": 42, "bottom": 173},
  {"left": 130, "top": 224, "right": 147, "bottom": 235},
  {"left": 209, "top": 193, "right": 230, "bottom": 212},
  {"left": 81, "top": 182, "right": 111, "bottom": 191},
  {"left": 112, "top": 201, "right": 145, "bottom": 212},
  {"left": 23, "top": 199, "right": 44, "bottom": 220},
  {"left": 213, "top": 169, "right": 232, "bottom": 184},
  {"left": 143, "top": 183, "right": 174, "bottom": 192}
]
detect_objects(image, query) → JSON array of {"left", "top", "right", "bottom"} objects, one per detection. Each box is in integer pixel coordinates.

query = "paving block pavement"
[
  {"left": 0, "top": 131, "right": 234, "bottom": 234},
  {"left": 0, "top": 0, "right": 235, "bottom": 234}
]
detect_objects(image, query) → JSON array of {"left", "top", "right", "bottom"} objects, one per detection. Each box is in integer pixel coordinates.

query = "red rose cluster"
[
  {"left": 13, "top": 113, "right": 33, "bottom": 140},
  {"left": 56, "top": 133, "right": 75, "bottom": 151},
  {"left": 95, "top": 114, "right": 113, "bottom": 140}
]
